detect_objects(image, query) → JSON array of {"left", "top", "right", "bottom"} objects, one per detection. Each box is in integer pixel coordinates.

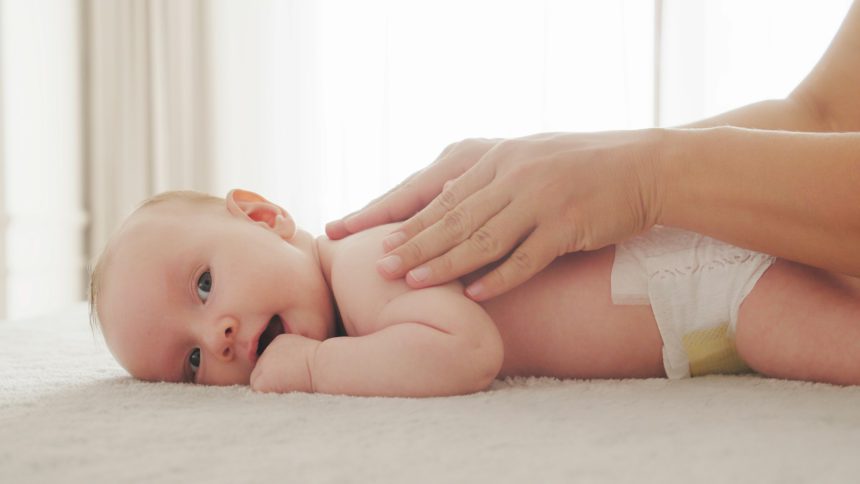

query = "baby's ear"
[{"left": 226, "top": 189, "right": 296, "bottom": 240}]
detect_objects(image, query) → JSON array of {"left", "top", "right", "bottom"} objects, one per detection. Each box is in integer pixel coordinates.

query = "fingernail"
[
  {"left": 465, "top": 283, "right": 483, "bottom": 300},
  {"left": 383, "top": 231, "right": 407, "bottom": 251},
  {"left": 408, "top": 266, "right": 431, "bottom": 283},
  {"left": 377, "top": 254, "right": 402, "bottom": 274}
]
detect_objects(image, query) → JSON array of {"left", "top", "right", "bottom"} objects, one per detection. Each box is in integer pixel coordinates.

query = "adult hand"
[{"left": 329, "top": 130, "right": 666, "bottom": 301}]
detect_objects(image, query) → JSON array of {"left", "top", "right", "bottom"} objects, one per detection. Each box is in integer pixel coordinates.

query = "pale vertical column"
[
  {"left": 652, "top": 0, "right": 663, "bottom": 127},
  {"left": 2, "top": 0, "right": 84, "bottom": 318},
  {"left": 658, "top": 0, "right": 706, "bottom": 126},
  {"left": 207, "top": 0, "right": 266, "bottom": 199},
  {"left": 85, "top": 0, "right": 212, "bottom": 261},
  {"left": 85, "top": 0, "right": 153, "bottom": 260},
  {"left": 0, "top": 0, "right": 6, "bottom": 318},
  {"left": 149, "top": 0, "right": 212, "bottom": 193}
]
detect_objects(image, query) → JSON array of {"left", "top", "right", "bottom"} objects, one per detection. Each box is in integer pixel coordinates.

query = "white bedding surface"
[{"left": 2, "top": 303, "right": 860, "bottom": 483}]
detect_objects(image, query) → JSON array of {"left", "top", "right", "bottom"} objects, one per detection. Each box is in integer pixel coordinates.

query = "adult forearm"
[
  {"left": 676, "top": 96, "right": 831, "bottom": 132},
  {"left": 657, "top": 127, "right": 860, "bottom": 276}
]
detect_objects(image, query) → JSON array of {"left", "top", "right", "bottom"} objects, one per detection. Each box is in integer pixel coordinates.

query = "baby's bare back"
[{"left": 468, "top": 247, "right": 667, "bottom": 379}]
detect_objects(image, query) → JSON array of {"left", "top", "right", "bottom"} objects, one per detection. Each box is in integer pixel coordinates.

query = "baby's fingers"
[
  {"left": 250, "top": 366, "right": 270, "bottom": 392},
  {"left": 465, "top": 225, "right": 559, "bottom": 301}
]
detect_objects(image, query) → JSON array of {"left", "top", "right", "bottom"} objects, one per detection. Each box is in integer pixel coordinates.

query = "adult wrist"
[
  {"left": 654, "top": 126, "right": 734, "bottom": 228},
  {"left": 641, "top": 127, "right": 679, "bottom": 228}
]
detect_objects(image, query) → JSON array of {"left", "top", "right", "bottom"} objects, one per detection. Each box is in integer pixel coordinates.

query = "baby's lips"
[
  {"left": 248, "top": 313, "right": 289, "bottom": 365},
  {"left": 248, "top": 325, "right": 264, "bottom": 366}
]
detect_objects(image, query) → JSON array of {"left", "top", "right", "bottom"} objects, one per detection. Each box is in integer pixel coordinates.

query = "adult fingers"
[
  {"left": 376, "top": 161, "right": 498, "bottom": 277},
  {"left": 381, "top": 153, "right": 497, "bottom": 253},
  {"left": 377, "top": 182, "right": 511, "bottom": 280},
  {"left": 402, "top": 199, "right": 535, "bottom": 288},
  {"left": 464, "top": 223, "right": 560, "bottom": 301}
]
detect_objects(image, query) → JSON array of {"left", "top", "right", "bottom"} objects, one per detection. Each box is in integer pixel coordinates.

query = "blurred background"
[{"left": 0, "top": 0, "right": 852, "bottom": 319}]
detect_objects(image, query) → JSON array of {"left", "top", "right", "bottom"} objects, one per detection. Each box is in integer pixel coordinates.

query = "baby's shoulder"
[{"left": 328, "top": 224, "right": 412, "bottom": 334}]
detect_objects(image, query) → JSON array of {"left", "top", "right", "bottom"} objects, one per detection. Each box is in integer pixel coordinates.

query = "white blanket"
[{"left": 2, "top": 303, "right": 860, "bottom": 483}]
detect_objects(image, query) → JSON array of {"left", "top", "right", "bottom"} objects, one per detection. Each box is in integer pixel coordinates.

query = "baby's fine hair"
[{"left": 88, "top": 190, "right": 223, "bottom": 336}]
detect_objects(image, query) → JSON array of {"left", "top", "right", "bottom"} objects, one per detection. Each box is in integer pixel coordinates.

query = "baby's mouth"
[{"left": 257, "top": 314, "right": 286, "bottom": 357}]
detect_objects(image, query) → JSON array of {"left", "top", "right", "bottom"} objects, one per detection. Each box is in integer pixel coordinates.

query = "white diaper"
[{"left": 611, "top": 225, "right": 776, "bottom": 379}]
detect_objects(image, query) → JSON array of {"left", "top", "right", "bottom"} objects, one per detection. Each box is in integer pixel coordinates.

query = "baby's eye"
[
  {"left": 189, "top": 348, "right": 201, "bottom": 377},
  {"left": 197, "top": 271, "right": 212, "bottom": 302}
]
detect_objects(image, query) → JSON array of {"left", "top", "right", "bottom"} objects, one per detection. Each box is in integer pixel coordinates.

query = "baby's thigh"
[{"left": 735, "top": 259, "right": 860, "bottom": 384}]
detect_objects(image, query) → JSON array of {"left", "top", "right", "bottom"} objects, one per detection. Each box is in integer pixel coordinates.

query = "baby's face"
[{"left": 99, "top": 197, "right": 335, "bottom": 385}]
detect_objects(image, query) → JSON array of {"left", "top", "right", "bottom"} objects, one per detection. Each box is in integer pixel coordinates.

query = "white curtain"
[
  {"left": 1, "top": 0, "right": 83, "bottom": 319},
  {"left": 85, "top": 0, "right": 213, "bottom": 258}
]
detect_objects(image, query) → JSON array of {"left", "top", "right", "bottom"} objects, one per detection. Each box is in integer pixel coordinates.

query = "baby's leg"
[{"left": 735, "top": 259, "right": 860, "bottom": 385}]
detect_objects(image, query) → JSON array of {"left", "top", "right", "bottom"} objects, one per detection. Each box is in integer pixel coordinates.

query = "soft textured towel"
[{"left": 2, "top": 303, "right": 860, "bottom": 483}]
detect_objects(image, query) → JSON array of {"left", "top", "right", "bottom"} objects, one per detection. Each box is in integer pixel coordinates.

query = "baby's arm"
[
  {"left": 317, "top": 283, "right": 503, "bottom": 396},
  {"left": 253, "top": 283, "right": 504, "bottom": 397}
]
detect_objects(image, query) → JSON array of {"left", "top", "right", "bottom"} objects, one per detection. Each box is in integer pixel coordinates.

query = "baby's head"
[{"left": 90, "top": 189, "right": 336, "bottom": 385}]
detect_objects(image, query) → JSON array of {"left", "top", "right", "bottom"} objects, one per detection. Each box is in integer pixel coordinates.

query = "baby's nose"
[{"left": 208, "top": 318, "right": 237, "bottom": 362}]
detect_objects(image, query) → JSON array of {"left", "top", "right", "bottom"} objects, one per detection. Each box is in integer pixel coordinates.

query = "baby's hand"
[{"left": 250, "top": 334, "right": 320, "bottom": 393}]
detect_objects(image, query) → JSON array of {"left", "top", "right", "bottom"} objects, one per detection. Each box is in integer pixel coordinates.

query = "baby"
[{"left": 90, "top": 189, "right": 860, "bottom": 396}]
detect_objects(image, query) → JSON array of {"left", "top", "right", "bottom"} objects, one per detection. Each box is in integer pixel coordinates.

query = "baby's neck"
[
  {"left": 312, "top": 232, "right": 343, "bottom": 337},
  {"left": 313, "top": 233, "right": 336, "bottom": 291}
]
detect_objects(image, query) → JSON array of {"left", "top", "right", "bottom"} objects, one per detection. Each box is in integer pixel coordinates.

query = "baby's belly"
[{"left": 467, "top": 247, "right": 665, "bottom": 379}]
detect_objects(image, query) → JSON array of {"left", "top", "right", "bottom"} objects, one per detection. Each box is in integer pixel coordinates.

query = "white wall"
[
  {"left": 660, "top": 0, "right": 852, "bottom": 126},
  {"left": 0, "top": 0, "right": 84, "bottom": 319}
]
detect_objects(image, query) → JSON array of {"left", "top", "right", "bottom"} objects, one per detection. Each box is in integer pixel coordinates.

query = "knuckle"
[
  {"left": 400, "top": 178, "right": 415, "bottom": 192},
  {"left": 469, "top": 228, "right": 501, "bottom": 256},
  {"left": 442, "top": 209, "right": 470, "bottom": 240},
  {"left": 508, "top": 156, "right": 539, "bottom": 178},
  {"left": 510, "top": 248, "right": 534, "bottom": 272},
  {"left": 494, "top": 138, "right": 521, "bottom": 155},
  {"left": 438, "top": 140, "right": 464, "bottom": 159},
  {"left": 401, "top": 240, "right": 427, "bottom": 263},
  {"left": 400, "top": 219, "right": 424, "bottom": 238},
  {"left": 455, "top": 137, "right": 474, "bottom": 148},
  {"left": 438, "top": 186, "right": 459, "bottom": 210},
  {"left": 488, "top": 267, "right": 509, "bottom": 291}
]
